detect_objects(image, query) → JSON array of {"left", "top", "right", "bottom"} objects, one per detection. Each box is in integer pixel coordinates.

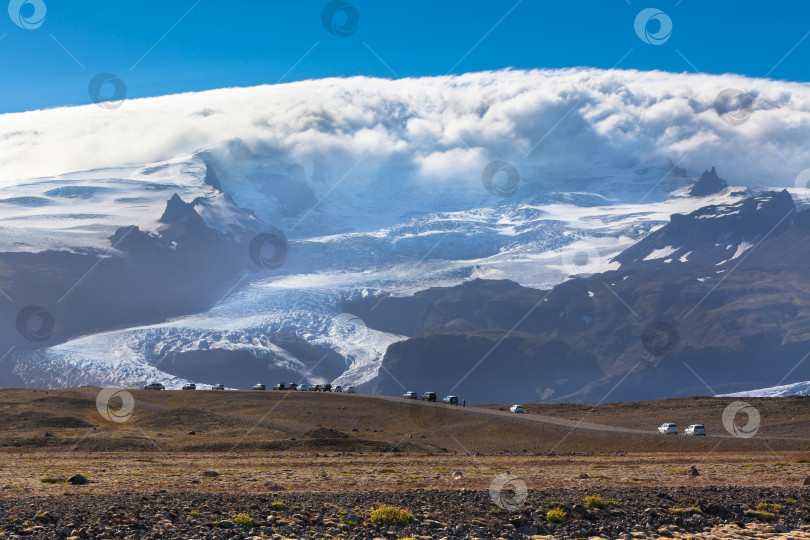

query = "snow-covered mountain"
[
  {"left": 2, "top": 68, "right": 810, "bottom": 393},
  {"left": 721, "top": 381, "right": 810, "bottom": 398}
]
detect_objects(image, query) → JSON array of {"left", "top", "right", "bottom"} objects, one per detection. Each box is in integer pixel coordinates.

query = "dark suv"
[{"left": 421, "top": 392, "right": 437, "bottom": 402}]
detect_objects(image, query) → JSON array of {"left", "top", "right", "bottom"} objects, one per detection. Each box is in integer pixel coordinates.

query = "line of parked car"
[
  {"left": 143, "top": 382, "right": 356, "bottom": 392},
  {"left": 402, "top": 391, "right": 462, "bottom": 405},
  {"left": 657, "top": 423, "right": 706, "bottom": 435}
]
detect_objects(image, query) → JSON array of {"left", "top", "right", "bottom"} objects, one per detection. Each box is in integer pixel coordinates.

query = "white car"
[
  {"left": 345, "top": 386, "right": 355, "bottom": 393},
  {"left": 212, "top": 384, "right": 225, "bottom": 391},
  {"left": 298, "top": 384, "right": 309, "bottom": 391},
  {"left": 252, "top": 383, "right": 267, "bottom": 391},
  {"left": 658, "top": 423, "right": 678, "bottom": 435},
  {"left": 181, "top": 383, "right": 196, "bottom": 390},
  {"left": 509, "top": 404, "right": 524, "bottom": 413},
  {"left": 684, "top": 424, "right": 706, "bottom": 436},
  {"left": 143, "top": 382, "right": 164, "bottom": 390}
]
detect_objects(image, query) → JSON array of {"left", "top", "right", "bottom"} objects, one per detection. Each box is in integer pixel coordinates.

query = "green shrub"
[
  {"left": 233, "top": 513, "right": 254, "bottom": 527},
  {"left": 546, "top": 508, "right": 566, "bottom": 523},
  {"left": 584, "top": 495, "right": 605, "bottom": 508},
  {"left": 270, "top": 500, "right": 287, "bottom": 510},
  {"left": 369, "top": 505, "right": 414, "bottom": 525},
  {"left": 39, "top": 477, "right": 66, "bottom": 485}
]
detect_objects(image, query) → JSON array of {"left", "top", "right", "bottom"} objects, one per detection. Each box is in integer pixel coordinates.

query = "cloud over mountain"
[{"left": 2, "top": 68, "right": 810, "bottom": 188}]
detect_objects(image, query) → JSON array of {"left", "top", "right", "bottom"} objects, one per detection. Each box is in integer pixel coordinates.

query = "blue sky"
[{"left": 1, "top": 0, "right": 808, "bottom": 114}]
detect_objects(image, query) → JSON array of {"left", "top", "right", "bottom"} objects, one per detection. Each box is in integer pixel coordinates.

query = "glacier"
[{"left": 2, "top": 68, "right": 809, "bottom": 390}]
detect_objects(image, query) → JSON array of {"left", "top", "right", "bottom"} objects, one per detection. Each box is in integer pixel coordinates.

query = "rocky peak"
[{"left": 689, "top": 167, "right": 728, "bottom": 197}]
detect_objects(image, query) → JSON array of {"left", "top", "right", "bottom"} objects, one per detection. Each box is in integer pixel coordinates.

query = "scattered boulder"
[
  {"left": 67, "top": 474, "right": 89, "bottom": 485},
  {"left": 802, "top": 475, "right": 810, "bottom": 485},
  {"left": 688, "top": 466, "right": 700, "bottom": 477},
  {"left": 578, "top": 472, "right": 590, "bottom": 479},
  {"left": 452, "top": 471, "right": 463, "bottom": 480},
  {"left": 201, "top": 471, "right": 220, "bottom": 477}
]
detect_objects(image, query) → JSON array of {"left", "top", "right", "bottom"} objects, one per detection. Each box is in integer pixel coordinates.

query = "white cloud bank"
[{"left": 2, "top": 68, "right": 810, "bottom": 188}]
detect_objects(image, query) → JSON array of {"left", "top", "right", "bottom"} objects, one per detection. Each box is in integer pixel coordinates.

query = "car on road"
[
  {"left": 334, "top": 385, "right": 343, "bottom": 392},
  {"left": 345, "top": 386, "right": 355, "bottom": 393},
  {"left": 442, "top": 395, "right": 459, "bottom": 405},
  {"left": 273, "top": 383, "right": 286, "bottom": 390},
  {"left": 298, "top": 384, "right": 309, "bottom": 391},
  {"left": 212, "top": 384, "right": 225, "bottom": 391},
  {"left": 312, "top": 384, "right": 322, "bottom": 391},
  {"left": 181, "top": 383, "right": 196, "bottom": 390},
  {"left": 403, "top": 391, "right": 418, "bottom": 399},
  {"left": 657, "top": 423, "right": 678, "bottom": 435},
  {"left": 684, "top": 424, "right": 706, "bottom": 436},
  {"left": 509, "top": 404, "right": 524, "bottom": 413},
  {"left": 143, "top": 382, "right": 164, "bottom": 390},
  {"left": 421, "top": 392, "right": 437, "bottom": 402},
  {"left": 252, "top": 383, "right": 266, "bottom": 391}
]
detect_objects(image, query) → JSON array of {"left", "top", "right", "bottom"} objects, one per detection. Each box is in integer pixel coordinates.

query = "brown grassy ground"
[
  {"left": 1, "top": 387, "right": 809, "bottom": 496},
  {"left": 2, "top": 388, "right": 809, "bottom": 454},
  {"left": 4, "top": 451, "right": 810, "bottom": 497}
]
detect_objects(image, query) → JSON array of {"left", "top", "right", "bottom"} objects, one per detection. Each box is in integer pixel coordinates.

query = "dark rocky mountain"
[
  {"left": 614, "top": 189, "right": 794, "bottom": 268},
  {"left": 0, "top": 194, "right": 275, "bottom": 385},
  {"left": 689, "top": 166, "right": 728, "bottom": 197},
  {"left": 354, "top": 190, "right": 810, "bottom": 404}
]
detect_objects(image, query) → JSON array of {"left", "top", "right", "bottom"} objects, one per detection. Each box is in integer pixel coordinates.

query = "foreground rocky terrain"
[
  {"left": 1, "top": 486, "right": 809, "bottom": 539},
  {"left": 2, "top": 389, "right": 810, "bottom": 538}
]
